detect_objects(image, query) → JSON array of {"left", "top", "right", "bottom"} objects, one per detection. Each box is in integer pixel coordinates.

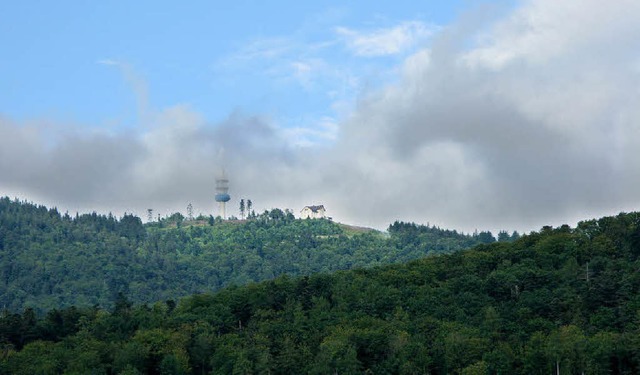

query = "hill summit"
[{"left": 0, "top": 197, "right": 492, "bottom": 312}]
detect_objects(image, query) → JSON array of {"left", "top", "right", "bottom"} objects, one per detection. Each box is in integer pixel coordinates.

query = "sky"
[{"left": 2, "top": 0, "right": 640, "bottom": 234}]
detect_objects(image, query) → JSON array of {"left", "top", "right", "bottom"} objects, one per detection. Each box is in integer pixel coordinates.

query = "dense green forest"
[
  {"left": 0, "top": 197, "right": 497, "bottom": 312},
  {"left": 1, "top": 210, "right": 639, "bottom": 374}
]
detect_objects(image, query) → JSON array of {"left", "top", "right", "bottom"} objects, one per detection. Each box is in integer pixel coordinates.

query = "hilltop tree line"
[
  {"left": 0, "top": 197, "right": 496, "bottom": 313},
  {"left": 0, "top": 211, "right": 639, "bottom": 374}
]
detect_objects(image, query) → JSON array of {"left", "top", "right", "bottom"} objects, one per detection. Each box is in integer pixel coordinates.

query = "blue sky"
[
  {"left": 1, "top": 1, "right": 467, "bottom": 134},
  {"left": 2, "top": 0, "right": 640, "bottom": 233}
]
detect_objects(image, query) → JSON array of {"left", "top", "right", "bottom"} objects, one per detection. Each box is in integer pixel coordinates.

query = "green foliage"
[
  {"left": 2, "top": 208, "right": 640, "bottom": 373},
  {"left": 0, "top": 198, "right": 481, "bottom": 313}
]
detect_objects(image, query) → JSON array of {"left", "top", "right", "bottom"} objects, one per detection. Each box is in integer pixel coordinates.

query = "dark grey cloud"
[
  {"left": 0, "top": 109, "right": 312, "bottom": 218},
  {"left": 323, "top": 0, "right": 640, "bottom": 231},
  {"left": 0, "top": 118, "right": 142, "bottom": 207},
  {"left": 2, "top": 0, "right": 640, "bottom": 233}
]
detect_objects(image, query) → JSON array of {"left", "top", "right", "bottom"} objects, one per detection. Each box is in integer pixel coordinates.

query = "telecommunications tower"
[{"left": 215, "top": 169, "right": 231, "bottom": 219}]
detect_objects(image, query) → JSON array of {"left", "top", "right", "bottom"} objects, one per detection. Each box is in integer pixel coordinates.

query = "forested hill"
[
  {"left": 1, "top": 211, "right": 639, "bottom": 374},
  {"left": 0, "top": 197, "right": 494, "bottom": 312}
]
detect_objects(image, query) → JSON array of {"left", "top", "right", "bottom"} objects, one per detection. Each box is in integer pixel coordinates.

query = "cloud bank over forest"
[{"left": 2, "top": 0, "right": 640, "bottom": 233}]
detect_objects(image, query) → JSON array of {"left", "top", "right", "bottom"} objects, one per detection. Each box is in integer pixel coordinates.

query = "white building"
[{"left": 300, "top": 205, "right": 326, "bottom": 219}]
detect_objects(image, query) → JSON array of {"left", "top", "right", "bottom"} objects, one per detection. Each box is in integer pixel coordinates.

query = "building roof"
[{"left": 302, "top": 205, "right": 325, "bottom": 213}]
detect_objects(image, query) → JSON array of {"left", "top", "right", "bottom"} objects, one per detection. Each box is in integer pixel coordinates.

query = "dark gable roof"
[{"left": 302, "top": 205, "right": 325, "bottom": 213}]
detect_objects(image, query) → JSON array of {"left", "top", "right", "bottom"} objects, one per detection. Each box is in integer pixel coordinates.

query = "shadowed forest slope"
[{"left": 1, "top": 210, "right": 639, "bottom": 374}]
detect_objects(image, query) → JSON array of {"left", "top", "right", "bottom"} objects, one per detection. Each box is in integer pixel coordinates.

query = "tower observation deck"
[{"left": 215, "top": 170, "right": 230, "bottom": 219}]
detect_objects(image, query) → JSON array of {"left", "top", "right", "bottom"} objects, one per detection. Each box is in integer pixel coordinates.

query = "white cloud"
[
  {"left": 225, "top": 37, "right": 293, "bottom": 63},
  {"left": 462, "top": 0, "right": 640, "bottom": 69},
  {"left": 335, "top": 21, "right": 436, "bottom": 57},
  {"left": 216, "top": 36, "right": 328, "bottom": 89},
  {"left": 98, "top": 58, "right": 150, "bottom": 124},
  {"left": 282, "top": 116, "right": 339, "bottom": 147},
  {"left": 289, "top": 58, "right": 328, "bottom": 90},
  {"left": 97, "top": 59, "right": 119, "bottom": 66}
]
